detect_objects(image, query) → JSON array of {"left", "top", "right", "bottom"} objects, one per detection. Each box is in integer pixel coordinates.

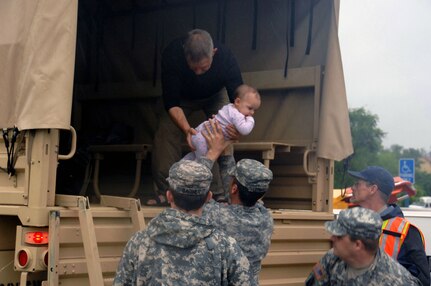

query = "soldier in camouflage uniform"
[
  {"left": 305, "top": 207, "right": 421, "bottom": 286},
  {"left": 200, "top": 157, "right": 274, "bottom": 285},
  {"left": 113, "top": 160, "right": 252, "bottom": 286}
]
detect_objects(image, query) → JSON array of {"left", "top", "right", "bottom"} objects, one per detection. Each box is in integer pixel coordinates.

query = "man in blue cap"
[
  {"left": 348, "top": 166, "right": 429, "bottom": 286},
  {"left": 306, "top": 207, "right": 420, "bottom": 285}
]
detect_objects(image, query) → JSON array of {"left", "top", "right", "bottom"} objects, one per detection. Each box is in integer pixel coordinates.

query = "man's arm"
[
  {"left": 113, "top": 235, "right": 140, "bottom": 286},
  {"left": 168, "top": 107, "right": 197, "bottom": 150},
  {"left": 399, "top": 226, "right": 430, "bottom": 286},
  {"left": 160, "top": 39, "right": 197, "bottom": 150},
  {"left": 225, "top": 237, "right": 253, "bottom": 286},
  {"left": 200, "top": 119, "right": 233, "bottom": 161}
]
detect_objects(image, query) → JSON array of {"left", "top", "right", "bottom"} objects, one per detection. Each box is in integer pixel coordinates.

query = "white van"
[{"left": 410, "top": 196, "right": 431, "bottom": 209}]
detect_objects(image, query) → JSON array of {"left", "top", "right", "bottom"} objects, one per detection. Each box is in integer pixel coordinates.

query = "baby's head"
[{"left": 234, "top": 84, "right": 261, "bottom": 117}]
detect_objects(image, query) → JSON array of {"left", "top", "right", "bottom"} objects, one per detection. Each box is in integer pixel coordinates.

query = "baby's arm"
[{"left": 231, "top": 113, "right": 255, "bottom": 135}]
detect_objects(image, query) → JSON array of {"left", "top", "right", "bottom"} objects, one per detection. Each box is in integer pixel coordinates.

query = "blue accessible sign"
[{"left": 399, "top": 158, "right": 415, "bottom": 184}]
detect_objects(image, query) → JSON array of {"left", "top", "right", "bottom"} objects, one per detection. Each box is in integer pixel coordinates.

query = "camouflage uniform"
[
  {"left": 305, "top": 207, "right": 421, "bottom": 286},
  {"left": 202, "top": 156, "right": 274, "bottom": 285},
  {"left": 114, "top": 160, "right": 252, "bottom": 286}
]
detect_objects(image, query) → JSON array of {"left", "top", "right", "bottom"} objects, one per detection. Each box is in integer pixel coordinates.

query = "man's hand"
[
  {"left": 202, "top": 119, "right": 232, "bottom": 161},
  {"left": 168, "top": 107, "right": 197, "bottom": 150},
  {"left": 186, "top": 128, "right": 197, "bottom": 151},
  {"left": 226, "top": 124, "right": 241, "bottom": 140}
]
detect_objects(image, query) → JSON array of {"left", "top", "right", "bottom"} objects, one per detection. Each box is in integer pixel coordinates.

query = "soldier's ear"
[
  {"left": 355, "top": 239, "right": 364, "bottom": 250},
  {"left": 206, "top": 191, "right": 213, "bottom": 203},
  {"left": 231, "top": 183, "right": 239, "bottom": 195},
  {"left": 166, "top": 190, "right": 174, "bottom": 204}
]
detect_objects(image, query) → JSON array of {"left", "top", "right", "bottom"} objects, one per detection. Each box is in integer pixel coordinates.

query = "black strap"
[
  {"left": 216, "top": 0, "right": 227, "bottom": 43},
  {"left": 216, "top": 0, "right": 222, "bottom": 41},
  {"left": 2, "top": 127, "right": 19, "bottom": 177},
  {"left": 340, "top": 155, "right": 352, "bottom": 197},
  {"left": 289, "top": 0, "right": 296, "bottom": 47},
  {"left": 221, "top": 0, "right": 227, "bottom": 44},
  {"left": 192, "top": 0, "right": 197, "bottom": 29},
  {"left": 382, "top": 229, "right": 402, "bottom": 238},
  {"left": 152, "top": 23, "right": 159, "bottom": 87},
  {"left": 305, "top": 0, "right": 314, "bottom": 55},
  {"left": 284, "top": 1, "right": 291, "bottom": 78},
  {"left": 251, "top": 0, "right": 258, "bottom": 50},
  {"left": 131, "top": 0, "right": 137, "bottom": 50}
]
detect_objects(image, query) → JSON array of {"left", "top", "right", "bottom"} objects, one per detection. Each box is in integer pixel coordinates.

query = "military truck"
[{"left": 0, "top": 0, "right": 352, "bottom": 285}]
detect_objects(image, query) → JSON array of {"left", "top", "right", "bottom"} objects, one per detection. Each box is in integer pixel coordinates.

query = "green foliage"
[
  {"left": 349, "top": 107, "right": 385, "bottom": 155},
  {"left": 334, "top": 107, "right": 431, "bottom": 200},
  {"left": 334, "top": 107, "right": 384, "bottom": 188},
  {"left": 416, "top": 171, "right": 431, "bottom": 197}
]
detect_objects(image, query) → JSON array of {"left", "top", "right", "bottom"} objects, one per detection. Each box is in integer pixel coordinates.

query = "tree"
[
  {"left": 334, "top": 108, "right": 385, "bottom": 188},
  {"left": 334, "top": 107, "right": 431, "bottom": 202}
]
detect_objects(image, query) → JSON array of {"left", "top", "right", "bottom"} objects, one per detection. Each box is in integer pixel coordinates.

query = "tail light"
[
  {"left": 42, "top": 250, "right": 49, "bottom": 267},
  {"left": 15, "top": 226, "right": 49, "bottom": 272},
  {"left": 16, "top": 249, "right": 31, "bottom": 268},
  {"left": 25, "top": 231, "right": 49, "bottom": 245}
]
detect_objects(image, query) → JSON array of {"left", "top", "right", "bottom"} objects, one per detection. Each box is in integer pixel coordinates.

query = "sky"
[{"left": 338, "top": 1, "right": 431, "bottom": 152}]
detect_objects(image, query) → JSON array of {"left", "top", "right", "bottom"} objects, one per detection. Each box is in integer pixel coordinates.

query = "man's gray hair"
[
  {"left": 378, "top": 189, "right": 390, "bottom": 203},
  {"left": 183, "top": 29, "right": 214, "bottom": 62}
]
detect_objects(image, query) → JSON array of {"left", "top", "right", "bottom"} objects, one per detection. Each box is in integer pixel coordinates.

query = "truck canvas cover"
[
  {"left": 0, "top": 0, "right": 352, "bottom": 161},
  {"left": 0, "top": 0, "right": 78, "bottom": 131}
]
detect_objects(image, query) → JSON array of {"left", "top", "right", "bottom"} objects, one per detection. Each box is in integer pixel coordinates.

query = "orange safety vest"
[{"left": 379, "top": 217, "right": 426, "bottom": 259}]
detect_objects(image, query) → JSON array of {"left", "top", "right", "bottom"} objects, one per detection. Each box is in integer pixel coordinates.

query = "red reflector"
[
  {"left": 25, "top": 231, "right": 49, "bottom": 245},
  {"left": 18, "top": 250, "right": 29, "bottom": 267}
]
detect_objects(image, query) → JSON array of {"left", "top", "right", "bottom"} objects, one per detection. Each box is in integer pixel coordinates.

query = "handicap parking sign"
[{"left": 399, "top": 158, "right": 415, "bottom": 184}]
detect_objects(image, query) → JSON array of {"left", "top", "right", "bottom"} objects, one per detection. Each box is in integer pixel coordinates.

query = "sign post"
[{"left": 399, "top": 158, "right": 415, "bottom": 184}]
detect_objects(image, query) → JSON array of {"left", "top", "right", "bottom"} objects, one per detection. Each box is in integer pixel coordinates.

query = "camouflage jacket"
[
  {"left": 203, "top": 200, "right": 273, "bottom": 284},
  {"left": 305, "top": 248, "right": 421, "bottom": 286},
  {"left": 113, "top": 208, "right": 252, "bottom": 286}
]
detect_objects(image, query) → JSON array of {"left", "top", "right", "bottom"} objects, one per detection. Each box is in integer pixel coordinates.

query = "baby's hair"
[{"left": 234, "top": 84, "right": 260, "bottom": 100}]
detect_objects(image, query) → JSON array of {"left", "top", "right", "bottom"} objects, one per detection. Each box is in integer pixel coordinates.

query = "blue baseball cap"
[{"left": 348, "top": 166, "right": 394, "bottom": 196}]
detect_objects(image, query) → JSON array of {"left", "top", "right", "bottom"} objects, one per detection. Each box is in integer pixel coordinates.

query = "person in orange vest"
[
  {"left": 305, "top": 207, "right": 421, "bottom": 285},
  {"left": 348, "top": 166, "right": 430, "bottom": 286}
]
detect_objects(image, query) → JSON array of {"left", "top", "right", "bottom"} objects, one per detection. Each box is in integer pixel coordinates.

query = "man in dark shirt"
[{"left": 149, "top": 29, "right": 243, "bottom": 205}]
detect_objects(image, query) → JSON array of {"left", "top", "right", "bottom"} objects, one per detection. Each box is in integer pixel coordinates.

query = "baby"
[{"left": 184, "top": 84, "right": 261, "bottom": 160}]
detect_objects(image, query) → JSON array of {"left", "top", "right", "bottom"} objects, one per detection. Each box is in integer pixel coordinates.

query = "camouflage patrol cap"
[
  {"left": 228, "top": 159, "right": 273, "bottom": 192},
  {"left": 167, "top": 160, "right": 212, "bottom": 195},
  {"left": 325, "top": 207, "right": 382, "bottom": 240}
]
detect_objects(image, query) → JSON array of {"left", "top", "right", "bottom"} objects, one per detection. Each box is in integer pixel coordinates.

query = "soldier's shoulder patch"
[{"left": 312, "top": 262, "right": 326, "bottom": 281}]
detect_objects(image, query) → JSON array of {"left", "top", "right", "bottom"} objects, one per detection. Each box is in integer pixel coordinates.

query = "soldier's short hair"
[
  {"left": 234, "top": 178, "right": 265, "bottom": 207},
  {"left": 228, "top": 159, "right": 273, "bottom": 193},
  {"left": 171, "top": 189, "right": 209, "bottom": 211},
  {"left": 183, "top": 29, "right": 214, "bottom": 63},
  {"left": 349, "top": 234, "right": 380, "bottom": 253}
]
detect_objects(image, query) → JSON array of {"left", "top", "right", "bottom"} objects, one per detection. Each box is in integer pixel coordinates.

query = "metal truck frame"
[{"left": 0, "top": 0, "right": 352, "bottom": 285}]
